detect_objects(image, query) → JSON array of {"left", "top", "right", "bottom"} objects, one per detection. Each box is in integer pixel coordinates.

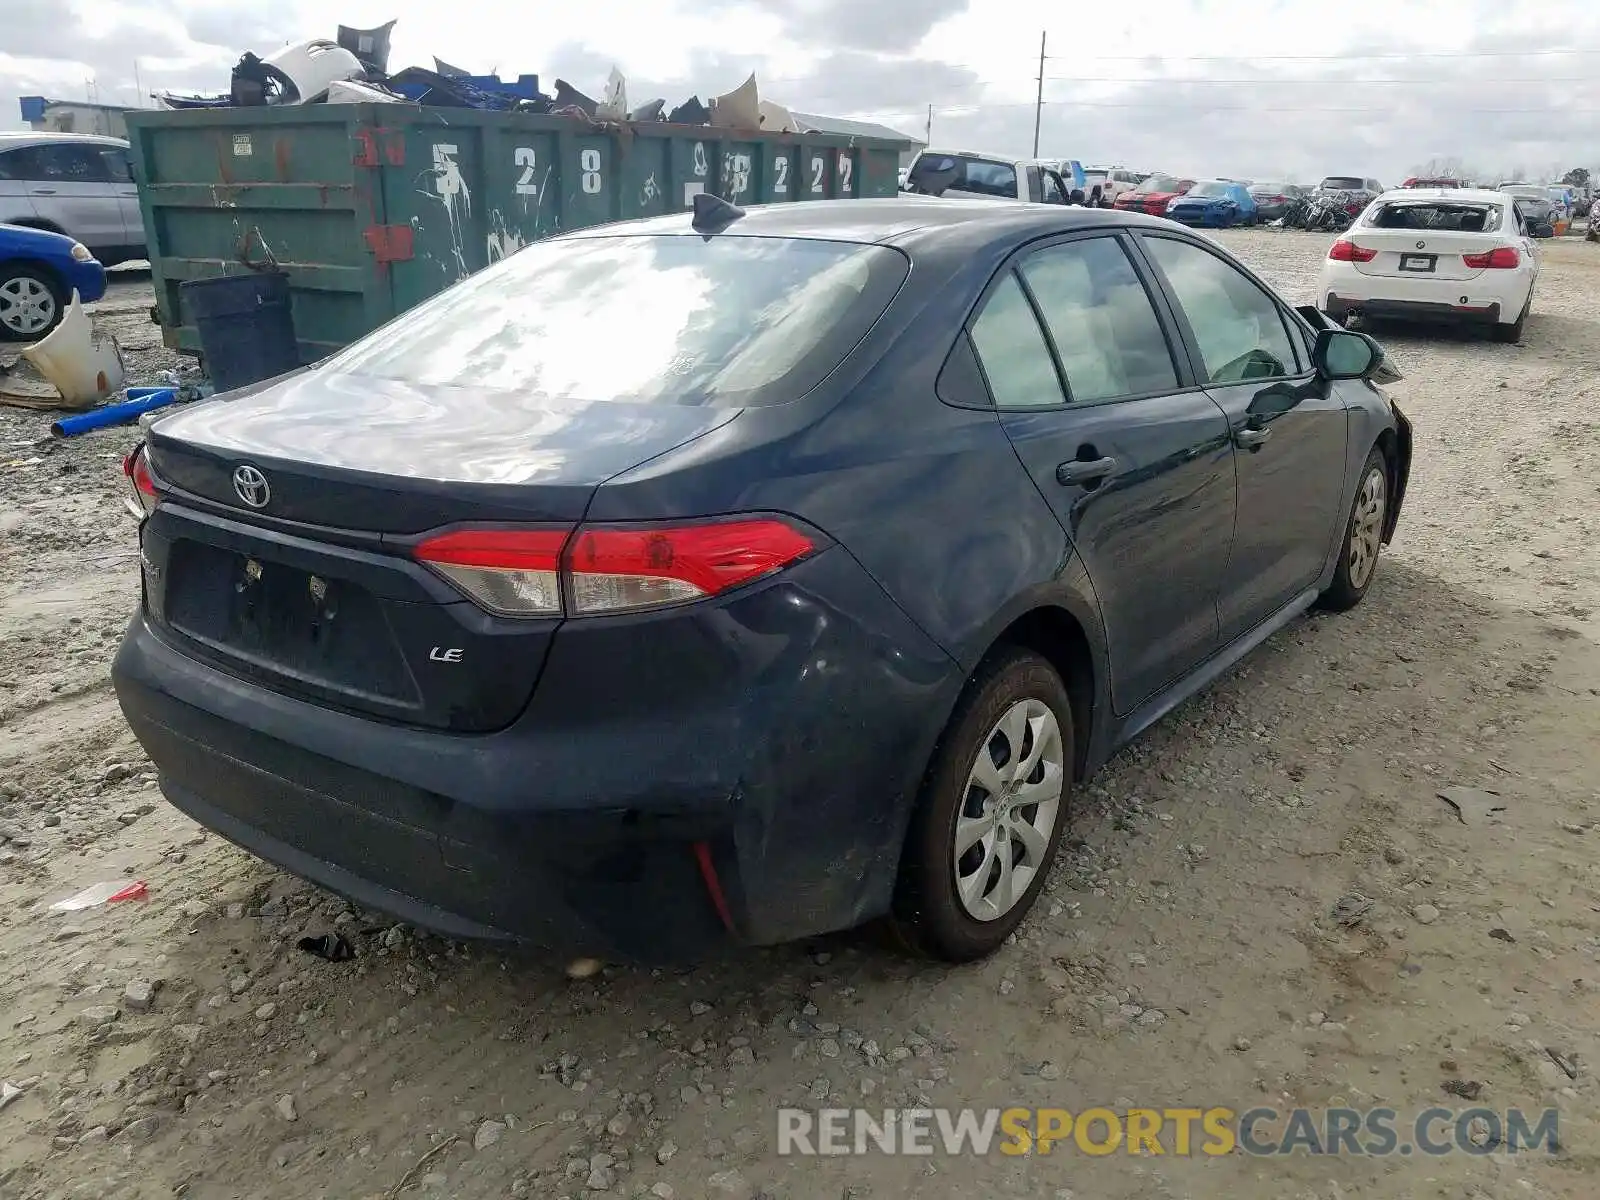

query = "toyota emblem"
[{"left": 232, "top": 464, "right": 270, "bottom": 509}]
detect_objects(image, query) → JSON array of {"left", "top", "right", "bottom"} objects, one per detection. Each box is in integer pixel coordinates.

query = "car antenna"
[{"left": 691, "top": 191, "right": 746, "bottom": 234}]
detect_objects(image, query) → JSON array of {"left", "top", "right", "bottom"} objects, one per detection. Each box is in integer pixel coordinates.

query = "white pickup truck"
[
  {"left": 903, "top": 150, "right": 1082, "bottom": 204},
  {"left": 1082, "top": 167, "right": 1142, "bottom": 208}
]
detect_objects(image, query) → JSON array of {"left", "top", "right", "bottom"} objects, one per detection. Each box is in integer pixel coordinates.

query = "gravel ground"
[{"left": 0, "top": 232, "right": 1597, "bottom": 1200}]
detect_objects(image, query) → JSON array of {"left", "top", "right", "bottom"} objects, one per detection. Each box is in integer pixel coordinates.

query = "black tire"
[
  {"left": 1493, "top": 296, "right": 1530, "bottom": 344},
  {"left": 1317, "top": 446, "right": 1389, "bottom": 613},
  {"left": 0, "top": 263, "right": 67, "bottom": 342},
  {"left": 887, "top": 648, "right": 1074, "bottom": 962}
]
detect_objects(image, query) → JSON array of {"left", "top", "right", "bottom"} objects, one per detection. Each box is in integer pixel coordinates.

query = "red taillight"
[
  {"left": 122, "top": 444, "right": 158, "bottom": 518},
  {"left": 414, "top": 528, "right": 567, "bottom": 616},
  {"left": 413, "top": 518, "right": 816, "bottom": 618},
  {"left": 1328, "top": 240, "right": 1377, "bottom": 263},
  {"left": 1462, "top": 247, "right": 1520, "bottom": 269},
  {"left": 567, "top": 519, "right": 815, "bottom": 615}
]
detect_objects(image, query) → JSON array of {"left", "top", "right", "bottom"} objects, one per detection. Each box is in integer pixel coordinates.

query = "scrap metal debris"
[
  {"left": 151, "top": 19, "right": 802, "bottom": 133},
  {"left": 1436, "top": 786, "right": 1507, "bottom": 825}
]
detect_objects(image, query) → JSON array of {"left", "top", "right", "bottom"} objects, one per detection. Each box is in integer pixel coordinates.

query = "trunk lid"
[
  {"left": 1342, "top": 229, "right": 1504, "bottom": 281},
  {"left": 142, "top": 368, "right": 739, "bottom": 733},
  {"left": 148, "top": 369, "right": 738, "bottom": 532}
]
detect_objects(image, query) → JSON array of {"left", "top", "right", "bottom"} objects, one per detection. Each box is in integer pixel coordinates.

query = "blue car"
[
  {"left": 0, "top": 222, "right": 107, "bottom": 341},
  {"left": 1166, "top": 180, "right": 1258, "bottom": 228},
  {"left": 113, "top": 198, "right": 1411, "bottom": 964}
]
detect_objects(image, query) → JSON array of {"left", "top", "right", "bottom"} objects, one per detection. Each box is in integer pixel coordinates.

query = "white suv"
[{"left": 0, "top": 133, "right": 146, "bottom": 267}]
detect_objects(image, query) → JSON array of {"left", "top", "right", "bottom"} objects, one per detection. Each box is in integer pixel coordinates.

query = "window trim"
[
  {"left": 1131, "top": 231, "right": 1317, "bottom": 389},
  {"left": 954, "top": 228, "right": 1203, "bottom": 413}
]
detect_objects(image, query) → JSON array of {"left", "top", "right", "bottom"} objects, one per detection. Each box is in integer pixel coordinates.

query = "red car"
[{"left": 1113, "top": 173, "right": 1195, "bottom": 217}]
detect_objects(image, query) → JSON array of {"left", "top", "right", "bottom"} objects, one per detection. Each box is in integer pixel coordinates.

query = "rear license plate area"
[
  {"left": 1399, "top": 254, "right": 1436, "bottom": 272},
  {"left": 163, "top": 540, "right": 417, "bottom": 704}
]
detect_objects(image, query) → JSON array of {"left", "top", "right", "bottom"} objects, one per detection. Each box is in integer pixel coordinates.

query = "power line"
[
  {"left": 845, "top": 99, "right": 1600, "bottom": 116},
  {"left": 1043, "top": 75, "right": 1600, "bottom": 85},
  {"left": 1042, "top": 46, "right": 1600, "bottom": 61}
]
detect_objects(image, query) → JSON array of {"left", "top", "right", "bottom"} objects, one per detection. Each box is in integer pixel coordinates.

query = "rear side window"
[
  {"left": 100, "top": 148, "right": 132, "bottom": 183},
  {"left": 1019, "top": 238, "right": 1177, "bottom": 402},
  {"left": 968, "top": 274, "right": 1065, "bottom": 409},
  {"left": 907, "top": 154, "right": 1018, "bottom": 199},
  {"left": 330, "top": 234, "right": 908, "bottom": 406},
  {"left": 1142, "top": 237, "right": 1299, "bottom": 385}
]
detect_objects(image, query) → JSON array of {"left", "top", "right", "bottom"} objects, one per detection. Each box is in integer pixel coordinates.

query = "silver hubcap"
[
  {"left": 954, "top": 698, "right": 1065, "bottom": 922},
  {"left": 1348, "top": 466, "right": 1386, "bottom": 589},
  {"left": 0, "top": 276, "right": 56, "bottom": 335}
]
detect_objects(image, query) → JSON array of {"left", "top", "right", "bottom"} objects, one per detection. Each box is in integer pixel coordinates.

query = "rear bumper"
[
  {"left": 1323, "top": 295, "right": 1502, "bottom": 326},
  {"left": 113, "top": 546, "right": 959, "bottom": 963}
]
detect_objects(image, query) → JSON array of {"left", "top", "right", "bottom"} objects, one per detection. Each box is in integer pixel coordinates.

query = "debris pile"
[{"left": 153, "top": 20, "right": 798, "bottom": 134}]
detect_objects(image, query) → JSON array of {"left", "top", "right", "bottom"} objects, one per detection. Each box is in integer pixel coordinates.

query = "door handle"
[
  {"left": 1056, "top": 456, "right": 1117, "bottom": 485},
  {"left": 1234, "top": 426, "right": 1272, "bottom": 449},
  {"left": 28, "top": 188, "right": 57, "bottom": 195}
]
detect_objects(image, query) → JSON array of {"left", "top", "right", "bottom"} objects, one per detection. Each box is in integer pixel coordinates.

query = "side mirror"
[
  {"left": 1314, "top": 328, "right": 1388, "bottom": 380},
  {"left": 1069, "top": 189, "right": 1085, "bottom": 206}
]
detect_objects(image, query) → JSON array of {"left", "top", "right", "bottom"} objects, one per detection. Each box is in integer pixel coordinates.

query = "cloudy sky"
[{"left": 5, "top": 0, "right": 1600, "bottom": 183}]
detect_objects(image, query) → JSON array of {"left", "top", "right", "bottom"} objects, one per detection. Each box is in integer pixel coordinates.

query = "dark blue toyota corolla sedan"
[{"left": 113, "top": 197, "right": 1411, "bottom": 964}]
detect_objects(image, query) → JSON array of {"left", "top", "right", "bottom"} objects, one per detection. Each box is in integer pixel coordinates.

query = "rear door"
[
  {"left": 971, "top": 231, "right": 1237, "bottom": 713},
  {"left": 1136, "top": 233, "right": 1348, "bottom": 640},
  {"left": 7, "top": 141, "right": 124, "bottom": 250},
  {"left": 99, "top": 144, "right": 143, "bottom": 256}
]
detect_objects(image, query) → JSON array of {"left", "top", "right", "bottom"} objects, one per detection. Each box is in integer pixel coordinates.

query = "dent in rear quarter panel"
[{"left": 520, "top": 547, "right": 957, "bottom": 943}]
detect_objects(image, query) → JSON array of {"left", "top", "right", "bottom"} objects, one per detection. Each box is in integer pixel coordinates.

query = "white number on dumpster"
[
  {"left": 810, "top": 156, "right": 826, "bottom": 194},
  {"left": 774, "top": 157, "right": 789, "bottom": 193},
  {"left": 513, "top": 147, "right": 538, "bottom": 196},
  {"left": 838, "top": 154, "right": 853, "bottom": 194},
  {"left": 581, "top": 148, "right": 603, "bottom": 195}
]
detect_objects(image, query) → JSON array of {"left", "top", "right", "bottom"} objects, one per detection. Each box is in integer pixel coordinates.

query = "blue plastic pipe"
[{"left": 51, "top": 388, "right": 179, "bottom": 438}]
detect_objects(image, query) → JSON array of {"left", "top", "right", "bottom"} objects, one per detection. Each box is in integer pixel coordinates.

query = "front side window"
[
  {"left": 1142, "top": 237, "right": 1299, "bottom": 385},
  {"left": 1019, "top": 238, "right": 1178, "bottom": 402},
  {"left": 968, "top": 273, "right": 1066, "bottom": 409},
  {"left": 330, "top": 234, "right": 907, "bottom": 406},
  {"left": 1040, "top": 171, "right": 1064, "bottom": 204}
]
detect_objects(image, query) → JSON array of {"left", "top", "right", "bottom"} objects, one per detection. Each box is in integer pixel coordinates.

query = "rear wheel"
[
  {"left": 888, "top": 649, "right": 1072, "bottom": 962},
  {"left": 0, "top": 264, "right": 65, "bottom": 341},
  {"left": 1493, "top": 297, "right": 1529, "bottom": 344},
  {"left": 1317, "top": 446, "right": 1388, "bottom": 612}
]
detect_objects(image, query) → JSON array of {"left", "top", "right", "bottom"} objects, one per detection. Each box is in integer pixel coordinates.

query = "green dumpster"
[{"left": 125, "top": 105, "right": 911, "bottom": 363}]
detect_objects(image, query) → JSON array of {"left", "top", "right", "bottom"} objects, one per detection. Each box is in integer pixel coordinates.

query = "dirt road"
[{"left": 1, "top": 234, "right": 1597, "bottom": 1200}]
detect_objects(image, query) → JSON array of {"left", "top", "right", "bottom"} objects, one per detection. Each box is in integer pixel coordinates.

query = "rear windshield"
[
  {"left": 328, "top": 235, "right": 908, "bottom": 406},
  {"left": 1366, "top": 201, "right": 1503, "bottom": 232},
  {"left": 1135, "top": 174, "right": 1182, "bottom": 194},
  {"left": 1248, "top": 183, "right": 1286, "bottom": 194},
  {"left": 906, "top": 154, "right": 1018, "bottom": 198},
  {"left": 1320, "top": 177, "right": 1365, "bottom": 190},
  {"left": 1187, "top": 182, "right": 1229, "bottom": 197}
]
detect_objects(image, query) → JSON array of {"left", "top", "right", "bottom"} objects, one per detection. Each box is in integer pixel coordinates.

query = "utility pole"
[
  {"left": 925, "top": 103, "right": 933, "bottom": 146},
  {"left": 133, "top": 60, "right": 144, "bottom": 107},
  {"left": 1032, "top": 31, "right": 1046, "bottom": 157}
]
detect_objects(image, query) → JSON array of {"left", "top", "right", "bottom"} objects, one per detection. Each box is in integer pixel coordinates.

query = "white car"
[{"left": 1318, "top": 188, "right": 1539, "bottom": 343}]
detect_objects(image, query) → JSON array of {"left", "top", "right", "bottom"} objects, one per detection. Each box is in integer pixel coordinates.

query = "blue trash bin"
[{"left": 180, "top": 271, "right": 299, "bottom": 393}]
